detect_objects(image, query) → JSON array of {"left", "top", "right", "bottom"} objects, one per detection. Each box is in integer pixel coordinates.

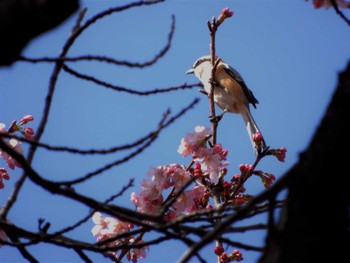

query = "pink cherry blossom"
[
  {"left": 199, "top": 148, "right": 225, "bottom": 184},
  {"left": 166, "top": 164, "right": 191, "bottom": 192},
  {"left": 178, "top": 126, "right": 229, "bottom": 184},
  {"left": 91, "top": 212, "right": 108, "bottom": 236},
  {"left": 128, "top": 239, "right": 149, "bottom": 263},
  {"left": 178, "top": 125, "right": 210, "bottom": 157},
  {"left": 0, "top": 139, "right": 23, "bottom": 170},
  {"left": 172, "top": 185, "right": 205, "bottom": 216},
  {"left": 91, "top": 212, "right": 133, "bottom": 239}
]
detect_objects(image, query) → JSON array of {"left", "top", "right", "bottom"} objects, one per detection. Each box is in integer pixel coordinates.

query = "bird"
[{"left": 186, "top": 55, "right": 266, "bottom": 156}]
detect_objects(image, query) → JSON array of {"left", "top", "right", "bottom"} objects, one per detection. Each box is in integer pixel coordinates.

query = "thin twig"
[
  {"left": 63, "top": 64, "right": 200, "bottom": 95},
  {"left": 18, "top": 15, "right": 175, "bottom": 68},
  {"left": 330, "top": 0, "right": 350, "bottom": 26}
]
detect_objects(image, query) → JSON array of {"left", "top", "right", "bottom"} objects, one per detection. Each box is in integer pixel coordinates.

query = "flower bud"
[
  {"left": 214, "top": 245, "right": 224, "bottom": 256},
  {"left": 19, "top": 115, "right": 34, "bottom": 125},
  {"left": 217, "top": 7, "right": 234, "bottom": 25}
]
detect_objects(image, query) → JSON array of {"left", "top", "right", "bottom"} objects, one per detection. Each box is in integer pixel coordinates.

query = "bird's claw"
[{"left": 209, "top": 110, "right": 227, "bottom": 123}]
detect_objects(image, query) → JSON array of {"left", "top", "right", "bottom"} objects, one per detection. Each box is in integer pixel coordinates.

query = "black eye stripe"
[{"left": 193, "top": 57, "right": 211, "bottom": 68}]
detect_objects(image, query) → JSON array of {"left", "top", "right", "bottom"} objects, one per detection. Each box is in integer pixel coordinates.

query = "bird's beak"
[{"left": 186, "top": 68, "right": 194, "bottom": 75}]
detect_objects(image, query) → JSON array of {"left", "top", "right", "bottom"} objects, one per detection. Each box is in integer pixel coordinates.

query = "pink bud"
[
  {"left": 230, "top": 249, "right": 243, "bottom": 261},
  {"left": 194, "top": 162, "right": 202, "bottom": 178},
  {"left": 19, "top": 115, "right": 34, "bottom": 125},
  {"left": 219, "top": 252, "right": 229, "bottom": 263},
  {"left": 239, "top": 164, "right": 253, "bottom": 174},
  {"left": 253, "top": 131, "right": 263, "bottom": 144},
  {"left": 23, "top": 127, "right": 34, "bottom": 138},
  {"left": 276, "top": 147, "right": 287, "bottom": 162},
  {"left": 221, "top": 7, "right": 234, "bottom": 18},
  {"left": 214, "top": 245, "right": 224, "bottom": 256},
  {"left": 217, "top": 7, "right": 234, "bottom": 25},
  {"left": 268, "top": 147, "right": 287, "bottom": 162}
]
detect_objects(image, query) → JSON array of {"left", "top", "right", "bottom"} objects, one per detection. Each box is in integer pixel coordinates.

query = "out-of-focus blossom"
[
  {"left": 0, "top": 123, "right": 6, "bottom": 133},
  {"left": 91, "top": 212, "right": 133, "bottom": 239},
  {"left": 0, "top": 167, "right": 10, "bottom": 189},
  {"left": 313, "top": 0, "right": 350, "bottom": 9},
  {"left": 91, "top": 212, "right": 149, "bottom": 261},
  {"left": 128, "top": 239, "right": 150, "bottom": 263},
  {"left": 178, "top": 125, "right": 210, "bottom": 157},
  {"left": 0, "top": 139, "right": 23, "bottom": 170}
]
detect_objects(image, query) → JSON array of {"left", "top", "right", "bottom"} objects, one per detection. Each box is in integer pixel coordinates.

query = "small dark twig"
[
  {"left": 74, "top": 248, "right": 93, "bottom": 263},
  {"left": 330, "top": 0, "right": 350, "bottom": 26},
  {"left": 62, "top": 63, "right": 200, "bottom": 95},
  {"left": 18, "top": 15, "right": 175, "bottom": 68}
]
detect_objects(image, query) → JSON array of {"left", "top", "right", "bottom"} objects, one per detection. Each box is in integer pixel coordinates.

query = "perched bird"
[{"left": 186, "top": 55, "right": 266, "bottom": 155}]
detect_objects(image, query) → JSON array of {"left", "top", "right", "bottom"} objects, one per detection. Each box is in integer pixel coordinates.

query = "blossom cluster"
[
  {"left": 131, "top": 163, "right": 208, "bottom": 220},
  {"left": 178, "top": 125, "right": 228, "bottom": 184},
  {"left": 0, "top": 115, "right": 34, "bottom": 189},
  {"left": 92, "top": 124, "right": 287, "bottom": 262}
]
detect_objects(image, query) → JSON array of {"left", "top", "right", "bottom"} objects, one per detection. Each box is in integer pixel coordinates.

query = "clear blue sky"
[{"left": 1, "top": 0, "right": 350, "bottom": 262}]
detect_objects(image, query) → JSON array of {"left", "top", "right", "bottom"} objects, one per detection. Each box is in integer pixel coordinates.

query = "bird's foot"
[{"left": 209, "top": 110, "right": 227, "bottom": 123}]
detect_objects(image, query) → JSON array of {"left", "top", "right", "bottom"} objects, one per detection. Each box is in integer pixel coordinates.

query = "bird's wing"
[{"left": 222, "top": 63, "right": 259, "bottom": 108}]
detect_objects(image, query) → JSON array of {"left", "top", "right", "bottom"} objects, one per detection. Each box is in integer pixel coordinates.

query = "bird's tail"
[{"left": 241, "top": 107, "right": 266, "bottom": 156}]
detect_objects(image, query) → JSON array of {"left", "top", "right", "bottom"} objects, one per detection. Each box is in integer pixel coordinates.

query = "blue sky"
[{"left": 1, "top": 0, "right": 350, "bottom": 262}]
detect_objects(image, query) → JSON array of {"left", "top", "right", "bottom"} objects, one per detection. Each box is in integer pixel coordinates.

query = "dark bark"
[
  {"left": 259, "top": 61, "right": 350, "bottom": 263},
  {"left": 0, "top": 0, "right": 79, "bottom": 66}
]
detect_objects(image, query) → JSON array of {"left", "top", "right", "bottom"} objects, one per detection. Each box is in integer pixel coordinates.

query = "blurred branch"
[{"left": 0, "top": 0, "right": 79, "bottom": 66}]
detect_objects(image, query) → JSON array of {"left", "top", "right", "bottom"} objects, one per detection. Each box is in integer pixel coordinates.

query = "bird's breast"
[{"left": 213, "top": 76, "right": 248, "bottom": 114}]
